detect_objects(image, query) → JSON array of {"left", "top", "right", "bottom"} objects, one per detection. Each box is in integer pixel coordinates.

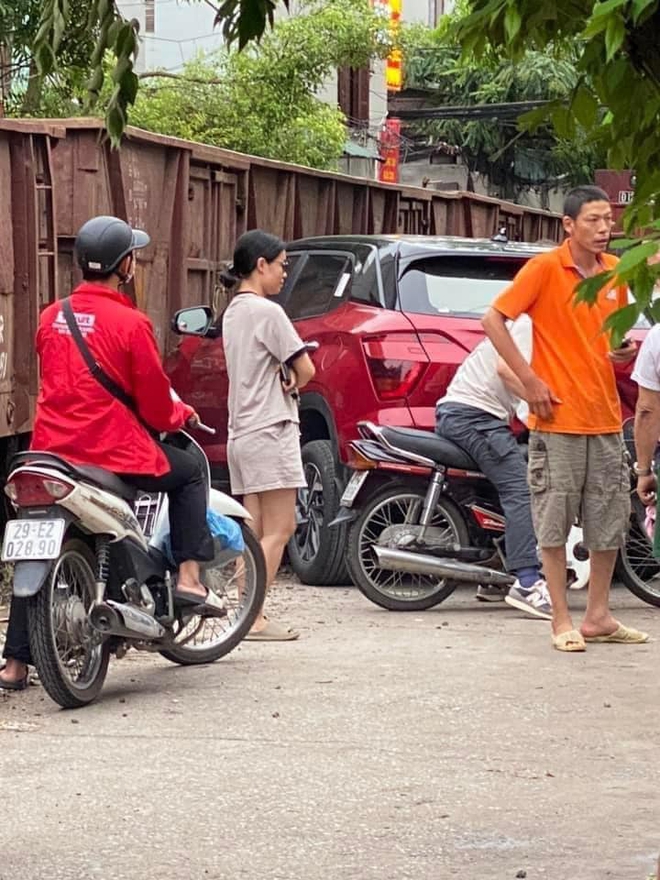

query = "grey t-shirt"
[{"left": 222, "top": 292, "right": 305, "bottom": 440}]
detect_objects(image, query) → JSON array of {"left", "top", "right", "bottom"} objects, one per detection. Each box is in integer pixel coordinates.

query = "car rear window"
[{"left": 398, "top": 255, "right": 528, "bottom": 317}]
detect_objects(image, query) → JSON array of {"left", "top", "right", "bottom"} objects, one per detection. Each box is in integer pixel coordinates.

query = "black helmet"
[{"left": 75, "top": 215, "right": 150, "bottom": 275}]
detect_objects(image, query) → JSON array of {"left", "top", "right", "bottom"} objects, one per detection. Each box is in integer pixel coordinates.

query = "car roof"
[{"left": 286, "top": 233, "right": 554, "bottom": 259}]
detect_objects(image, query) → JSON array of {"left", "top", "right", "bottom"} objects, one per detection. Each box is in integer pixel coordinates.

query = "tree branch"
[{"left": 138, "top": 70, "right": 224, "bottom": 85}]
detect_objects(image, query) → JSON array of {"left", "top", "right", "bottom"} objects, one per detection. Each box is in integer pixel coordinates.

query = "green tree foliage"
[
  {"left": 401, "top": 18, "right": 602, "bottom": 203},
  {"left": 127, "top": 0, "right": 389, "bottom": 169},
  {"left": 456, "top": 0, "right": 660, "bottom": 339},
  {"left": 0, "top": 0, "right": 98, "bottom": 114}
]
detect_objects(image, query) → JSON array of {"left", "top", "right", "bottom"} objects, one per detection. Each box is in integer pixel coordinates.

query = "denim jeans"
[{"left": 435, "top": 402, "right": 539, "bottom": 572}]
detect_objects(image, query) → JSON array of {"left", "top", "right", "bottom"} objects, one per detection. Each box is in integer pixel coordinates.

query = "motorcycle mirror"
[{"left": 171, "top": 306, "right": 214, "bottom": 336}]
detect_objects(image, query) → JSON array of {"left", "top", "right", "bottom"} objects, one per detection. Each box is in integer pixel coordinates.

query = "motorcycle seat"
[
  {"left": 11, "top": 451, "right": 137, "bottom": 502},
  {"left": 75, "top": 465, "right": 137, "bottom": 502},
  {"left": 379, "top": 427, "right": 479, "bottom": 470}
]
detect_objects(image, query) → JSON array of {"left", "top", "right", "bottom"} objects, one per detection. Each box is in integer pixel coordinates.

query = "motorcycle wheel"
[
  {"left": 160, "top": 523, "right": 267, "bottom": 665},
  {"left": 28, "top": 538, "right": 110, "bottom": 709},
  {"left": 347, "top": 483, "right": 469, "bottom": 611},
  {"left": 616, "top": 496, "right": 660, "bottom": 607}
]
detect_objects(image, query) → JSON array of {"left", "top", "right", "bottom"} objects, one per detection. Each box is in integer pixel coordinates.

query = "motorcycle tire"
[
  {"left": 28, "top": 538, "right": 110, "bottom": 709},
  {"left": 160, "top": 523, "right": 267, "bottom": 665},
  {"left": 347, "top": 482, "right": 469, "bottom": 611},
  {"left": 616, "top": 496, "right": 660, "bottom": 608}
]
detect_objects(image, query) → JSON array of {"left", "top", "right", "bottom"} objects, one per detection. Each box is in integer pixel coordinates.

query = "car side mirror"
[{"left": 171, "top": 306, "right": 214, "bottom": 336}]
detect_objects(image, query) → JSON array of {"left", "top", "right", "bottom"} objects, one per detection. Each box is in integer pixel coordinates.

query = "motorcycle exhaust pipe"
[
  {"left": 373, "top": 546, "right": 515, "bottom": 587},
  {"left": 90, "top": 600, "right": 165, "bottom": 640}
]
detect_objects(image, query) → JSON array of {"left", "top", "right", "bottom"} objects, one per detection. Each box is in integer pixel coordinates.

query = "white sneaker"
[{"left": 505, "top": 578, "right": 552, "bottom": 621}]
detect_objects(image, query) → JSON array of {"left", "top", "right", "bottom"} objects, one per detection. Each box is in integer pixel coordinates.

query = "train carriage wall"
[{"left": 0, "top": 117, "right": 561, "bottom": 459}]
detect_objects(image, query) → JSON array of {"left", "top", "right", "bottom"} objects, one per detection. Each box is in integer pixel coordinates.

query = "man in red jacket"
[{"left": 1, "top": 216, "right": 223, "bottom": 690}]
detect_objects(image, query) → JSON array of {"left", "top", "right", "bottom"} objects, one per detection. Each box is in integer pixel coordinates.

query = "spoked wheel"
[
  {"left": 617, "top": 496, "right": 660, "bottom": 607},
  {"left": 28, "top": 539, "right": 110, "bottom": 709},
  {"left": 159, "top": 523, "right": 266, "bottom": 665},
  {"left": 347, "top": 483, "right": 469, "bottom": 611},
  {"left": 288, "top": 439, "right": 350, "bottom": 586},
  {"left": 294, "top": 459, "right": 325, "bottom": 567}
]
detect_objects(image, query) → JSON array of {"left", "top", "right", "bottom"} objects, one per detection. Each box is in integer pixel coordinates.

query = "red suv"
[{"left": 166, "top": 235, "right": 640, "bottom": 585}]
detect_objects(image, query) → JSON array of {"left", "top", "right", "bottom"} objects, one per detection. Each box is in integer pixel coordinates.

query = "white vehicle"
[{"left": 2, "top": 425, "right": 266, "bottom": 709}]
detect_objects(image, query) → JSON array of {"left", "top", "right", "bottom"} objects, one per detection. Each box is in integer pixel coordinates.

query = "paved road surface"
[{"left": 1, "top": 580, "right": 658, "bottom": 880}]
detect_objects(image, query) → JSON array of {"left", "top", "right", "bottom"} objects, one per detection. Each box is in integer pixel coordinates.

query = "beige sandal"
[
  {"left": 552, "top": 629, "right": 586, "bottom": 652},
  {"left": 583, "top": 623, "right": 649, "bottom": 644}
]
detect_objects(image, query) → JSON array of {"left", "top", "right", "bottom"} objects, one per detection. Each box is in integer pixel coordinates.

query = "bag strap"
[{"left": 62, "top": 298, "right": 153, "bottom": 431}]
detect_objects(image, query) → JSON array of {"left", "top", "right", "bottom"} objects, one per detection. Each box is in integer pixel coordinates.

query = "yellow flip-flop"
[
  {"left": 583, "top": 624, "right": 650, "bottom": 644},
  {"left": 552, "top": 629, "right": 586, "bottom": 652}
]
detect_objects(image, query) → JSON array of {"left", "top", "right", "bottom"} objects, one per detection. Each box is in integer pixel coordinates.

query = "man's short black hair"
[
  {"left": 82, "top": 268, "right": 114, "bottom": 282},
  {"left": 563, "top": 186, "right": 610, "bottom": 219}
]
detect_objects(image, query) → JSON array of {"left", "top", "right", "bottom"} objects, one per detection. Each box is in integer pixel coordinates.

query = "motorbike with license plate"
[
  {"left": 1, "top": 307, "right": 267, "bottom": 709},
  {"left": 334, "top": 419, "right": 660, "bottom": 611}
]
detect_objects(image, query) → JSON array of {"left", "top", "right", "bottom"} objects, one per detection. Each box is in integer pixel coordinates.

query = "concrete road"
[{"left": 1, "top": 580, "right": 658, "bottom": 880}]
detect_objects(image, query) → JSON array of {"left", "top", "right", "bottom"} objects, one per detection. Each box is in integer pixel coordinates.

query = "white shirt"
[
  {"left": 437, "top": 315, "right": 533, "bottom": 421},
  {"left": 632, "top": 324, "right": 660, "bottom": 391}
]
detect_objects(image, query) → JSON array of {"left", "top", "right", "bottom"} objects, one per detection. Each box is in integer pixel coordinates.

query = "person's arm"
[
  {"left": 286, "top": 351, "right": 315, "bottom": 389},
  {"left": 482, "top": 308, "right": 559, "bottom": 421},
  {"left": 496, "top": 357, "right": 528, "bottom": 400},
  {"left": 129, "top": 318, "right": 193, "bottom": 432},
  {"left": 634, "top": 387, "right": 660, "bottom": 504}
]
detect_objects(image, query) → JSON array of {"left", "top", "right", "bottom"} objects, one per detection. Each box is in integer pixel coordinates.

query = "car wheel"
[{"left": 287, "top": 439, "right": 350, "bottom": 586}]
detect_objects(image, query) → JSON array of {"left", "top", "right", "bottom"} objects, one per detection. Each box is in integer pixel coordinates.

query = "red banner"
[{"left": 378, "top": 118, "right": 401, "bottom": 184}]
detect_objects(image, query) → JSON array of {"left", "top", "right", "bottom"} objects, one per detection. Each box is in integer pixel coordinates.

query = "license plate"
[
  {"left": 340, "top": 471, "right": 369, "bottom": 507},
  {"left": 1, "top": 519, "right": 65, "bottom": 562}
]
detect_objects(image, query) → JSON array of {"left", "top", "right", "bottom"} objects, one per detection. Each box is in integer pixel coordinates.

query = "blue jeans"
[{"left": 435, "top": 403, "right": 539, "bottom": 572}]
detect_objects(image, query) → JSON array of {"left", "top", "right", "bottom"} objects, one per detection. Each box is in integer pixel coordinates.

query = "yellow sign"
[{"left": 373, "top": 0, "right": 403, "bottom": 92}]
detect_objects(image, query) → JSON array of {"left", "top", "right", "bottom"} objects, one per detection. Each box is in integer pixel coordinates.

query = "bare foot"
[
  {"left": 0, "top": 659, "right": 28, "bottom": 685},
  {"left": 551, "top": 615, "right": 575, "bottom": 638},
  {"left": 580, "top": 615, "right": 619, "bottom": 640},
  {"left": 175, "top": 579, "right": 207, "bottom": 600}
]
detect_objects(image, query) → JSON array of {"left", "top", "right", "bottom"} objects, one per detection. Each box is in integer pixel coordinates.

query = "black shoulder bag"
[{"left": 61, "top": 298, "right": 155, "bottom": 435}]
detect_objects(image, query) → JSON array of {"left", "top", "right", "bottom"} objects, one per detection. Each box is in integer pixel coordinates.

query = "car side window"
[
  {"left": 349, "top": 245, "right": 382, "bottom": 306},
  {"left": 271, "top": 253, "right": 303, "bottom": 309},
  {"left": 284, "top": 253, "right": 352, "bottom": 320}
]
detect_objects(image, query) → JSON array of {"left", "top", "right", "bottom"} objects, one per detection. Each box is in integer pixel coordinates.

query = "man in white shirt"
[
  {"left": 631, "top": 324, "right": 660, "bottom": 530},
  {"left": 435, "top": 315, "right": 552, "bottom": 619}
]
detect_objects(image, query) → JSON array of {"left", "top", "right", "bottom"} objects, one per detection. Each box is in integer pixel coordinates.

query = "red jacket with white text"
[{"left": 30, "top": 283, "right": 193, "bottom": 475}]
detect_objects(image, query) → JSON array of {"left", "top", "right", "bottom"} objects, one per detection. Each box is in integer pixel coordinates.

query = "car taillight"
[
  {"left": 5, "top": 473, "right": 73, "bottom": 506},
  {"left": 362, "top": 334, "right": 429, "bottom": 401}
]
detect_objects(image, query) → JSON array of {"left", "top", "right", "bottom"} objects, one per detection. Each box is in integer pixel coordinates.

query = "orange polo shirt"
[{"left": 493, "top": 240, "right": 627, "bottom": 435}]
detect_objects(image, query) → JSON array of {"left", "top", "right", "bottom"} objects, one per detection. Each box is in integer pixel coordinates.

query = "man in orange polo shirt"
[{"left": 482, "top": 185, "right": 648, "bottom": 652}]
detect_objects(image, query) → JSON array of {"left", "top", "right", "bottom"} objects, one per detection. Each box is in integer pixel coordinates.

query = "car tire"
[{"left": 287, "top": 439, "right": 350, "bottom": 586}]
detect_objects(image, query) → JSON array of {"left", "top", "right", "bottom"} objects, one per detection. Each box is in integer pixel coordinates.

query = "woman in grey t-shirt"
[{"left": 222, "top": 230, "right": 315, "bottom": 641}]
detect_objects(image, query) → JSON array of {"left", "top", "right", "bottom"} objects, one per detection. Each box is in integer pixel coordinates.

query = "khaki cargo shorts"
[
  {"left": 228, "top": 420, "right": 305, "bottom": 496},
  {"left": 527, "top": 431, "right": 630, "bottom": 551}
]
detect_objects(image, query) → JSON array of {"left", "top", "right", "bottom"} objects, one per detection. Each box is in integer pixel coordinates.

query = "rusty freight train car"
[{"left": 0, "top": 117, "right": 561, "bottom": 496}]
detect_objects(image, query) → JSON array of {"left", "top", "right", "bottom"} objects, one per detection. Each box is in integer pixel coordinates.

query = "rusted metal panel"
[{"left": 0, "top": 117, "right": 562, "bottom": 443}]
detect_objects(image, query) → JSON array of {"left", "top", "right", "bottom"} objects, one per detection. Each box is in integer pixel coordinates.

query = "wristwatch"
[{"left": 633, "top": 461, "right": 654, "bottom": 477}]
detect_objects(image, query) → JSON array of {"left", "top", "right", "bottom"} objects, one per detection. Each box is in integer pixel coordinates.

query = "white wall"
[{"left": 116, "top": 0, "right": 224, "bottom": 73}]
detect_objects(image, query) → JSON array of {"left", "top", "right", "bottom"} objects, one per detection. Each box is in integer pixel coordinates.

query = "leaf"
[
  {"left": 504, "top": 5, "right": 522, "bottom": 42},
  {"left": 604, "top": 15, "right": 626, "bottom": 61},
  {"left": 614, "top": 240, "right": 660, "bottom": 274},
  {"left": 631, "top": 0, "right": 657, "bottom": 23},
  {"left": 603, "top": 302, "right": 641, "bottom": 346},
  {"left": 571, "top": 84, "right": 599, "bottom": 128},
  {"left": 575, "top": 270, "right": 615, "bottom": 305},
  {"left": 591, "top": 0, "right": 629, "bottom": 18}
]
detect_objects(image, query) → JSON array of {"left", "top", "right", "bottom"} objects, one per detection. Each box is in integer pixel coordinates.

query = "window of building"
[
  {"left": 145, "top": 0, "right": 155, "bottom": 33},
  {"left": 338, "top": 68, "right": 370, "bottom": 125}
]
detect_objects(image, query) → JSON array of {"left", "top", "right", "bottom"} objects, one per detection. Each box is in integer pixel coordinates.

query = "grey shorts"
[
  {"left": 228, "top": 421, "right": 305, "bottom": 496},
  {"left": 527, "top": 431, "right": 630, "bottom": 551}
]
